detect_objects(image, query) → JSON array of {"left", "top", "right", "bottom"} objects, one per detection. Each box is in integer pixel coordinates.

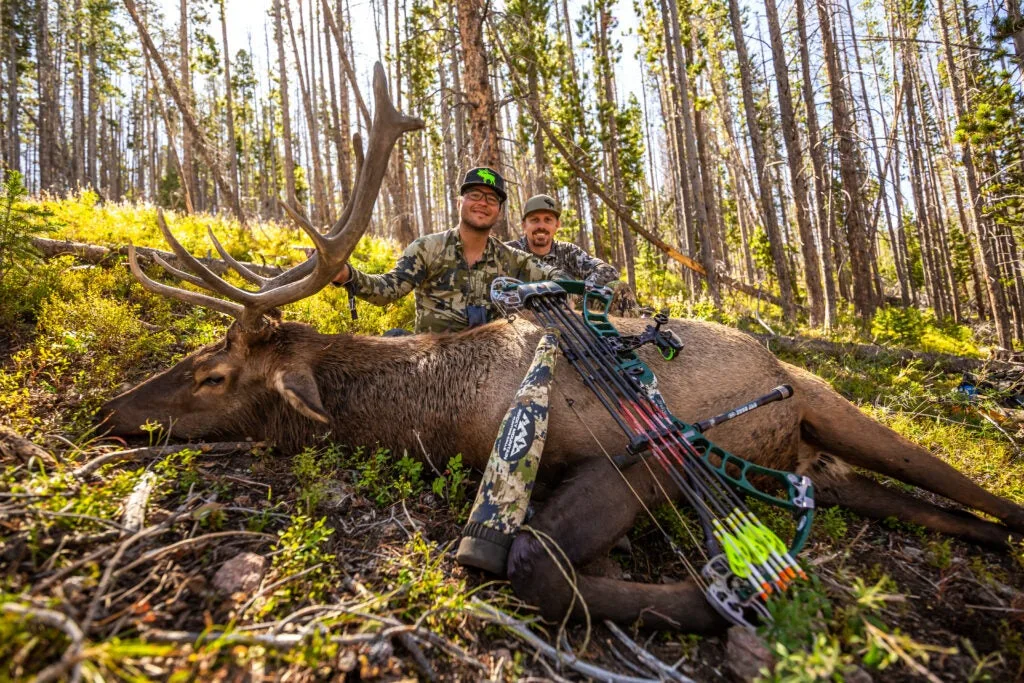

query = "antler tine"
[
  {"left": 152, "top": 252, "right": 212, "bottom": 290},
  {"left": 129, "top": 64, "right": 421, "bottom": 331},
  {"left": 208, "top": 227, "right": 269, "bottom": 287},
  {"left": 128, "top": 244, "right": 244, "bottom": 319},
  {"left": 325, "top": 63, "right": 424, "bottom": 259},
  {"left": 154, "top": 209, "right": 260, "bottom": 307},
  {"left": 225, "top": 62, "right": 422, "bottom": 316}
]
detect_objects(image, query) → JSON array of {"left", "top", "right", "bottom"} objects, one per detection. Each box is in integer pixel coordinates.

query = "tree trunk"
[
  {"left": 937, "top": 0, "right": 1013, "bottom": 346},
  {"left": 815, "top": 0, "right": 876, "bottom": 319},
  {"left": 219, "top": 0, "right": 244, "bottom": 223},
  {"left": 456, "top": 0, "right": 501, "bottom": 171},
  {"left": 178, "top": 0, "right": 197, "bottom": 211},
  {"left": 275, "top": 0, "right": 297, "bottom": 209},
  {"left": 764, "top": 0, "right": 824, "bottom": 325},
  {"left": 122, "top": 0, "right": 241, "bottom": 222}
]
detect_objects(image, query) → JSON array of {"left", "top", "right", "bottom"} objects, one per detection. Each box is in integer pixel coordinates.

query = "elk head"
[{"left": 99, "top": 64, "right": 423, "bottom": 441}]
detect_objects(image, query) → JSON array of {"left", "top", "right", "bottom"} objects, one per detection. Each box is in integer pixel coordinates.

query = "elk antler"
[{"left": 128, "top": 63, "right": 424, "bottom": 331}]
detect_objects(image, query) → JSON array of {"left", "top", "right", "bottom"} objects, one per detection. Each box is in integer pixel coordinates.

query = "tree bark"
[
  {"left": 815, "top": 0, "right": 877, "bottom": 319},
  {"left": 726, "top": 0, "right": 795, "bottom": 316},
  {"left": 274, "top": 0, "right": 297, "bottom": 209},
  {"left": 764, "top": 0, "right": 824, "bottom": 325},
  {"left": 219, "top": 0, "right": 244, "bottom": 223},
  {"left": 456, "top": 0, "right": 501, "bottom": 171}
]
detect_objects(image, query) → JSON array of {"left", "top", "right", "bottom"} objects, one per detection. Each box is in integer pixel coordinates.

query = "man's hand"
[
  {"left": 609, "top": 281, "right": 639, "bottom": 317},
  {"left": 332, "top": 263, "right": 351, "bottom": 285}
]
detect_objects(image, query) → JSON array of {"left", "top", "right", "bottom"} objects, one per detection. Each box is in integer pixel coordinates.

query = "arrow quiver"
[
  {"left": 490, "top": 278, "right": 816, "bottom": 629},
  {"left": 457, "top": 330, "right": 560, "bottom": 575}
]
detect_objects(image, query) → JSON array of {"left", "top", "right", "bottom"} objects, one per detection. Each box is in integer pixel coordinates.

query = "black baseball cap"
[{"left": 460, "top": 167, "right": 507, "bottom": 202}]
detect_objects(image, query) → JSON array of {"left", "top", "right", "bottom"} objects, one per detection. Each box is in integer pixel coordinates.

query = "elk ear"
[{"left": 272, "top": 368, "right": 330, "bottom": 424}]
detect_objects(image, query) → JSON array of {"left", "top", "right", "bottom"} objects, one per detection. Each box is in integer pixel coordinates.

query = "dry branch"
[
  {"left": 32, "top": 237, "right": 285, "bottom": 278},
  {"left": 0, "top": 427, "right": 57, "bottom": 467},
  {"left": 73, "top": 441, "right": 265, "bottom": 480},
  {"left": 469, "top": 599, "right": 661, "bottom": 683},
  {"left": 2, "top": 603, "right": 85, "bottom": 683},
  {"left": 121, "top": 471, "right": 157, "bottom": 534}
]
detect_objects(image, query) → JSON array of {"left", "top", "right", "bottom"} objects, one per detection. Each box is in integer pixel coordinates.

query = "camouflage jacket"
[
  {"left": 505, "top": 237, "right": 620, "bottom": 286},
  {"left": 347, "top": 228, "right": 568, "bottom": 333}
]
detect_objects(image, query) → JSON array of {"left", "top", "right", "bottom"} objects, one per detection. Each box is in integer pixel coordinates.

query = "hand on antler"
[{"left": 332, "top": 264, "right": 351, "bottom": 285}]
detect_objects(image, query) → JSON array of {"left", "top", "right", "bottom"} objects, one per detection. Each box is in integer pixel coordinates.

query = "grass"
[{"left": 1, "top": 198, "right": 1022, "bottom": 680}]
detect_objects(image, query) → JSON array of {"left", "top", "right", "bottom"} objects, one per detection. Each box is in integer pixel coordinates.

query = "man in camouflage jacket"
[
  {"left": 506, "top": 194, "right": 620, "bottom": 286},
  {"left": 331, "top": 168, "right": 568, "bottom": 333}
]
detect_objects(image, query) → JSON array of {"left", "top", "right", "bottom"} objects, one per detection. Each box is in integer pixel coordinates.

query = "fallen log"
[
  {"left": 751, "top": 332, "right": 1023, "bottom": 375},
  {"left": 0, "top": 426, "right": 57, "bottom": 467},
  {"left": 31, "top": 237, "right": 286, "bottom": 278}
]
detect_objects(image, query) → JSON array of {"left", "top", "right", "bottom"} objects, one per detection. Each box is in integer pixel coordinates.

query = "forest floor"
[{"left": 1, "top": 197, "right": 1023, "bottom": 681}]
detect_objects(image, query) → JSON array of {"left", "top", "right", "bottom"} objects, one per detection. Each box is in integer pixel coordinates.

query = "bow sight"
[{"left": 488, "top": 277, "right": 816, "bottom": 628}]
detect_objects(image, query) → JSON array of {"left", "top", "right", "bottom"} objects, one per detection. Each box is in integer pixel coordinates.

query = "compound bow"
[{"left": 491, "top": 277, "right": 815, "bottom": 628}]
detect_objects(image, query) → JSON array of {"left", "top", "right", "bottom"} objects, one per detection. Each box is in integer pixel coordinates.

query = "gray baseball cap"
[{"left": 522, "top": 194, "right": 561, "bottom": 219}]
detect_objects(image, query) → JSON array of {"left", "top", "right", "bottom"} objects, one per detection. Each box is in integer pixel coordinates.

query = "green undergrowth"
[{"left": 2, "top": 198, "right": 1023, "bottom": 679}]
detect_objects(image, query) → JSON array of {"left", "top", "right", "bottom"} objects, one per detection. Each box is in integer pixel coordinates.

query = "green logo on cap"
[{"left": 477, "top": 169, "right": 497, "bottom": 186}]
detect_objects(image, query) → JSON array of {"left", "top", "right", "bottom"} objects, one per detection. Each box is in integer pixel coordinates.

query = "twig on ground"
[
  {"left": 73, "top": 441, "right": 264, "bottom": 480},
  {"left": 2, "top": 602, "right": 85, "bottom": 683},
  {"left": 413, "top": 430, "right": 443, "bottom": 477},
  {"left": 395, "top": 631, "right": 437, "bottom": 681},
  {"left": 605, "top": 620, "right": 695, "bottom": 683},
  {"left": 121, "top": 471, "right": 157, "bottom": 534},
  {"left": 114, "top": 530, "right": 276, "bottom": 579},
  {"left": 469, "top": 599, "right": 660, "bottom": 683},
  {"left": 237, "top": 562, "right": 324, "bottom": 617}
]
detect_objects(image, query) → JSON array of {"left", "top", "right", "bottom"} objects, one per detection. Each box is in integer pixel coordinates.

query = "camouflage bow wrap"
[{"left": 457, "top": 330, "right": 560, "bottom": 574}]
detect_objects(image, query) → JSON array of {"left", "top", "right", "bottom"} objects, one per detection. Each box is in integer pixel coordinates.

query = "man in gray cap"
[
  {"left": 507, "top": 194, "right": 620, "bottom": 287},
  {"left": 331, "top": 169, "right": 569, "bottom": 333}
]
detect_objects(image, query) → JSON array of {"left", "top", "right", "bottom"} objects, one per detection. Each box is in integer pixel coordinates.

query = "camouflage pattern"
[
  {"left": 458, "top": 330, "right": 559, "bottom": 567},
  {"left": 347, "top": 228, "right": 569, "bottom": 333},
  {"left": 506, "top": 236, "right": 620, "bottom": 287}
]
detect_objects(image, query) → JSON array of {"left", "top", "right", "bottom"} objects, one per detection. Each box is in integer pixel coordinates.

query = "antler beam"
[{"left": 128, "top": 63, "right": 423, "bottom": 330}]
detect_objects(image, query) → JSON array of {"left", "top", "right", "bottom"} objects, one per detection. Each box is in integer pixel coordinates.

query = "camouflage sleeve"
[
  {"left": 506, "top": 245, "right": 569, "bottom": 282},
  {"left": 347, "top": 238, "right": 430, "bottom": 305},
  {"left": 565, "top": 243, "right": 620, "bottom": 286}
]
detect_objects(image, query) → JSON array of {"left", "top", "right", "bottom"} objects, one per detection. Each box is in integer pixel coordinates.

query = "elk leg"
[
  {"left": 813, "top": 468, "right": 1020, "bottom": 548},
  {"left": 797, "top": 371, "right": 1024, "bottom": 532},
  {"left": 507, "top": 457, "right": 727, "bottom": 632}
]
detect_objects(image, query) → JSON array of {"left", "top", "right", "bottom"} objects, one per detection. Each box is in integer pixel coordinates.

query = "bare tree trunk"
[
  {"left": 71, "top": 0, "right": 85, "bottom": 187},
  {"left": 764, "top": 0, "right": 824, "bottom": 325},
  {"left": 3, "top": 0, "right": 20, "bottom": 173},
  {"left": 219, "top": 0, "right": 244, "bottom": 222},
  {"left": 323, "top": 5, "right": 350, "bottom": 203},
  {"left": 275, "top": 0, "right": 297, "bottom": 209},
  {"left": 37, "top": 0, "right": 60, "bottom": 191},
  {"left": 123, "top": 0, "right": 240, "bottom": 222},
  {"left": 456, "top": 0, "right": 500, "bottom": 170},
  {"left": 726, "top": 0, "right": 793, "bottom": 315},
  {"left": 283, "top": 0, "right": 326, "bottom": 223},
  {"left": 815, "top": 0, "right": 876, "bottom": 319},
  {"left": 178, "top": 0, "right": 197, "bottom": 210}
]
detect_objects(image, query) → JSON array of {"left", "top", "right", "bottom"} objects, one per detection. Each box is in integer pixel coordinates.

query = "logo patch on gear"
[
  {"left": 496, "top": 406, "right": 535, "bottom": 463},
  {"left": 477, "top": 169, "right": 497, "bottom": 186}
]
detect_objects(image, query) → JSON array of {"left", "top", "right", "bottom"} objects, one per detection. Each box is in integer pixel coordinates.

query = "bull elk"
[{"left": 99, "top": 64, "right": 1024, "bottom": 634}]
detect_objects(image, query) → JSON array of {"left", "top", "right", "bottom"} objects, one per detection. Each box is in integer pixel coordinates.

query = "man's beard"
[{"left": 462, "top": 213, "right": 496, "bottom": 232}]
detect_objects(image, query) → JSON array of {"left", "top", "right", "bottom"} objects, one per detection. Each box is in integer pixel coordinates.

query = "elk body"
[{"left": 99, "top": 65, "right": 1024, "bottom": 633}]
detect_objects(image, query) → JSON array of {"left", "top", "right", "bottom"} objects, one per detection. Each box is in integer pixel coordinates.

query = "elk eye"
[{"left": 201, "top": 375, "right": 225, "bottom": 387}]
